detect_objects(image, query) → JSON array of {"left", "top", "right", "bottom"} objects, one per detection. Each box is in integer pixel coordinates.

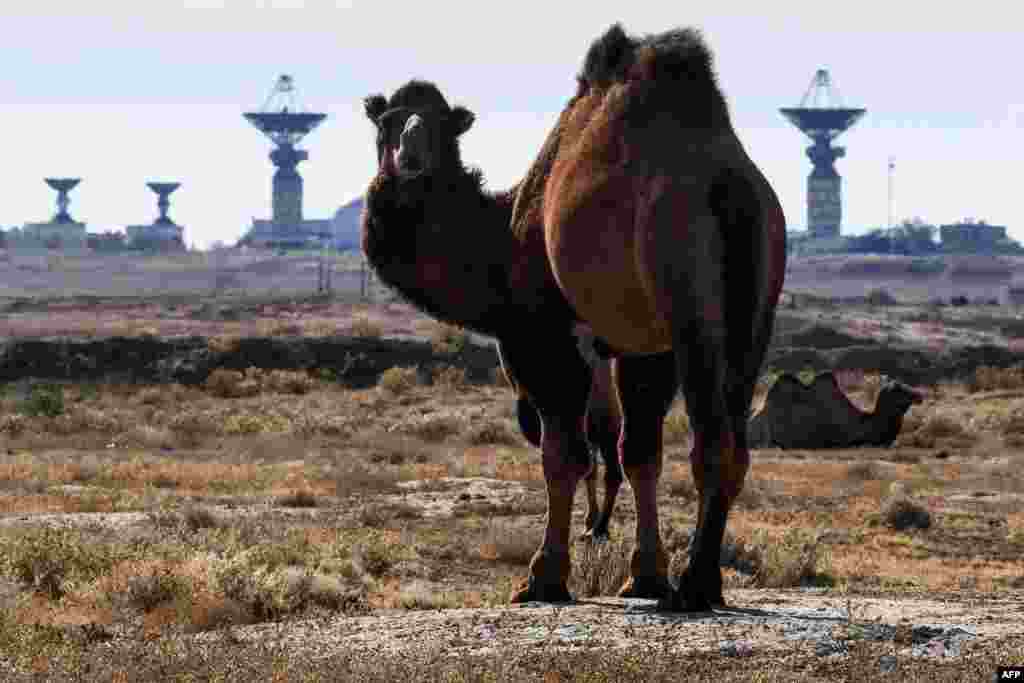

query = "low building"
[
  {"left": 243, "top": 218, "right": 333, "bottom": 248},
  {"left": 940, "top": 221, "right": 1013, "bottom": 253},
  {"left": 124, "top": 221, "right": 185, "bottom": 250},
  {"left": 20, "top": 220, "right": 88, "bottom": 250}
]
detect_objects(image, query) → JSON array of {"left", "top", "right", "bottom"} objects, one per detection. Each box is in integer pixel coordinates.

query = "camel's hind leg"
[
  {"left": 638, "top": 182, "right": 741, "bottom": 611},
  {"left": 500, "top": 334, "right": 593, "bottom": 604},
  {"left": 613, "top": 353, "right": 677, "bottom": 599},
  {"left": 581, "top": 364, "right": 624, "bottom": 542}
]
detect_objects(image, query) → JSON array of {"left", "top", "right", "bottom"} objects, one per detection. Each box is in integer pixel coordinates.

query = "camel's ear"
[
  {"left": 449, "top": 106, "right": 475, "bottom": 136},
  {"left": 364, "top": 95, "right": 388, "bottom": 123}
]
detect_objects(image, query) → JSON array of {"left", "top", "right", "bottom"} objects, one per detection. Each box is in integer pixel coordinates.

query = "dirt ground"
[{"left": 0, "top": 290, "right": 1023, "bottom": 680}]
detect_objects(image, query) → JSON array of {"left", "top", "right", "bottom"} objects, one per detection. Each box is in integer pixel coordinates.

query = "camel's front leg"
[
  {"left": 511, "top": 416, "right": 592, "bottom": 603},
  {"left": 500, "top": 335, "right": 592, "bottom": 604}
]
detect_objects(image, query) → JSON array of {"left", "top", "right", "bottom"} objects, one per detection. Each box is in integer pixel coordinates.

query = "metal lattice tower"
[
  {"left": 780, "top": 69, "right": 865, "bottom": 239},
  {"left": 244, "top": 75, "right": 327, "bottom": 229}
]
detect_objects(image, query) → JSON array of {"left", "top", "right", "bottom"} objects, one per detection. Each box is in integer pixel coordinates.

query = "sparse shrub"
[
  {"left": 18, "top": 383, "right": 65, "bottom": 418},
  {"left": 465, "top": 420, "right": 521, "bottom": 446},
  {"left": 222, "top": 412, "right": 290, "bottom": 435},
  {"left": 2, "top": 527, "right": 117, "bottom": 599},
  {"left": 125, "top": 566, "right": 192, "bottom": 612},
  {"left": 970, "top": 365, "right": 1024, "bottom": 393},
  {"left": 354, "top": 540, "right": 397, "bottom": 578},
  {"left": 358, "top": 502, "right": 421, "bottom": 526},
  {"left": 746, "top": 528, "right": 832, "bottom": 588},
  {"left": 212, "top": 562, "right": 313, "bottom": 622},
  {"left": 478, "top": 523, "right": 537, "bottom": 566},
  {"left": 291, "top": 413, "right": 353, "bottom": 438},
  {"left": 899, "top": 413, "right": 974, "bottom": 448},
  {"left": 845, "top": 461, "right": 882, "bottom": 481},
  {"left": 164, "top": 505, "right": 221, "bottom": 533},
  {"left": 882, "top": 495, "right": 932, "bottom": 531},
  {"left": 378, "top": 366, "right": 418, "bottom": 395},
  {"left": 137, "top": 387, "right": 166, "bottom": 406},
  {"left": 432, "top": 364, "right": 467, "bottom": 389},
  {"left": 350, "top": 316, "right": 383, "bottom": 339},
  {"left": 168, "top": 412, "right": 218, "bottom": 448},
  {"left": 204, "top": 369, "right": 258, "bottom": 398},
  {"left": 334, "top": 464, "right": 401, "bottom": 498},
  {"left": 59, "top": 406, "right": 122, "bottom": 434},
  {"left": 431, "top": 323, "right": 468, "bottom": 354},
  {"left": 261, "top": 369, "right": 315, "bottom": 395},
  {"left": 127, "top": 424, "right": 176, "bottom": 450},
  {"left": 403, "top": 414, "right": 463, "bottom": 442},
  {"left": 276, "top": 490, "right": 318, "bottom": 508},
  {"left": 394, "top": 581, "right": 465, "bottom": 610}
]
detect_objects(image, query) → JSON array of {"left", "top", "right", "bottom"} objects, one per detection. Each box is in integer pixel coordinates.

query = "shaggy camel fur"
[
  {"left": 363, "top": 24, "right": 786, "bottom": 611},
  {"left": 747, "top": 372, "right": 924, "bottom": 449}
]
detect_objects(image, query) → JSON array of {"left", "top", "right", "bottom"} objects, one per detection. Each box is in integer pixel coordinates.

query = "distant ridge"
[{"left": 332, "top": 196, "right": 365, "bottom": 250}]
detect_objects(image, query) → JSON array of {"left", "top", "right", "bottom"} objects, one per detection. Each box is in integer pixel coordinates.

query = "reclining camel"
[{"left": 747, "top": 372, "right": 924, "bottom": 449}]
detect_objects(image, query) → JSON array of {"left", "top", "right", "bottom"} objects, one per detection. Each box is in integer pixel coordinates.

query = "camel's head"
[
  {"left": 365, "top": 80, "right": 475, "bottom": 180},
  {"left": 877, "top": 377, "right": 925, "bottom": 414}
]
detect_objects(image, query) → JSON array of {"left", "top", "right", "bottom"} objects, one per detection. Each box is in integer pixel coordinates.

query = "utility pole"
[{"left": 888, "top": 157, "right": 896, "bottom": 255}]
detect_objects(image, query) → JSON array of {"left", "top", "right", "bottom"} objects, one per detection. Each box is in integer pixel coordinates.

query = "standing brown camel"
[{"left": 363, "top": 24, "right": 786, "bottom": 611}]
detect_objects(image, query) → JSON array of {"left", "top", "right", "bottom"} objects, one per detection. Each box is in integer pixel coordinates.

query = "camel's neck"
[{"left": 363, "top": 171, "right": 519, "bottom": 337}]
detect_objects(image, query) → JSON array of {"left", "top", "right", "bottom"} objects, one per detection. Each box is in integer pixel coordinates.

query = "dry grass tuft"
[
  {"left": 432, "top": 364, "right": 468, "bottom": 390},
  {"left": 571, "top": 536, "right": 632, "bottom": 598},
  {"left": 203, "top": 369, "right": 258, "bottom": 399},
  {"left": 465, "top": 420, "right": 522, "bottom": 446},
  {"left": 898, "top": 413, "right": 975, "bottom": 449},
  {"left": 478, "top": 522, "right": 537, "bottom": 566},
  {"left": 744, "top": 528, "right": 833, "bottom": 588},
  {"left": 845, "top": 461, "right": 883, "bottom": 481},
  {"left": 969, "top": 365, "right": 1024, "bottom": 392},
  {"left": 349, "top": 316, "right": 383, "bottom": 339},
  {"left": 400, "top": 414, "right": 463, "bottom": 442},
  {"left": 378, "top": 366, "right": 418, "bottom": 395},
  {"left": 358, "top": 501, "right": 422, "bottom": 527}
]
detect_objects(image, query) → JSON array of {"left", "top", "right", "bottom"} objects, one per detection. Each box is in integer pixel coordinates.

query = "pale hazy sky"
[{"left": 3, "top": 1, "right": 1021, "bottom": 248}]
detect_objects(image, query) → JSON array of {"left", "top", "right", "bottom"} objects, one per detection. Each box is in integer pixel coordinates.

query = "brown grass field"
[{"left": 0, "top": 291, "right": 1023, "bottom": 680}]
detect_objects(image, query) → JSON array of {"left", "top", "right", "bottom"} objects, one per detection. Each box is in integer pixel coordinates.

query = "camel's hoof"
[
  {"left": 617, "top": 575, "right": 672, "bottom": 600},
  {"left": 510, "top": 578, "right": 574, "bottom": 604},
  {"left": 658, "top": 568, "right": 725, "bottom": 612}
]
